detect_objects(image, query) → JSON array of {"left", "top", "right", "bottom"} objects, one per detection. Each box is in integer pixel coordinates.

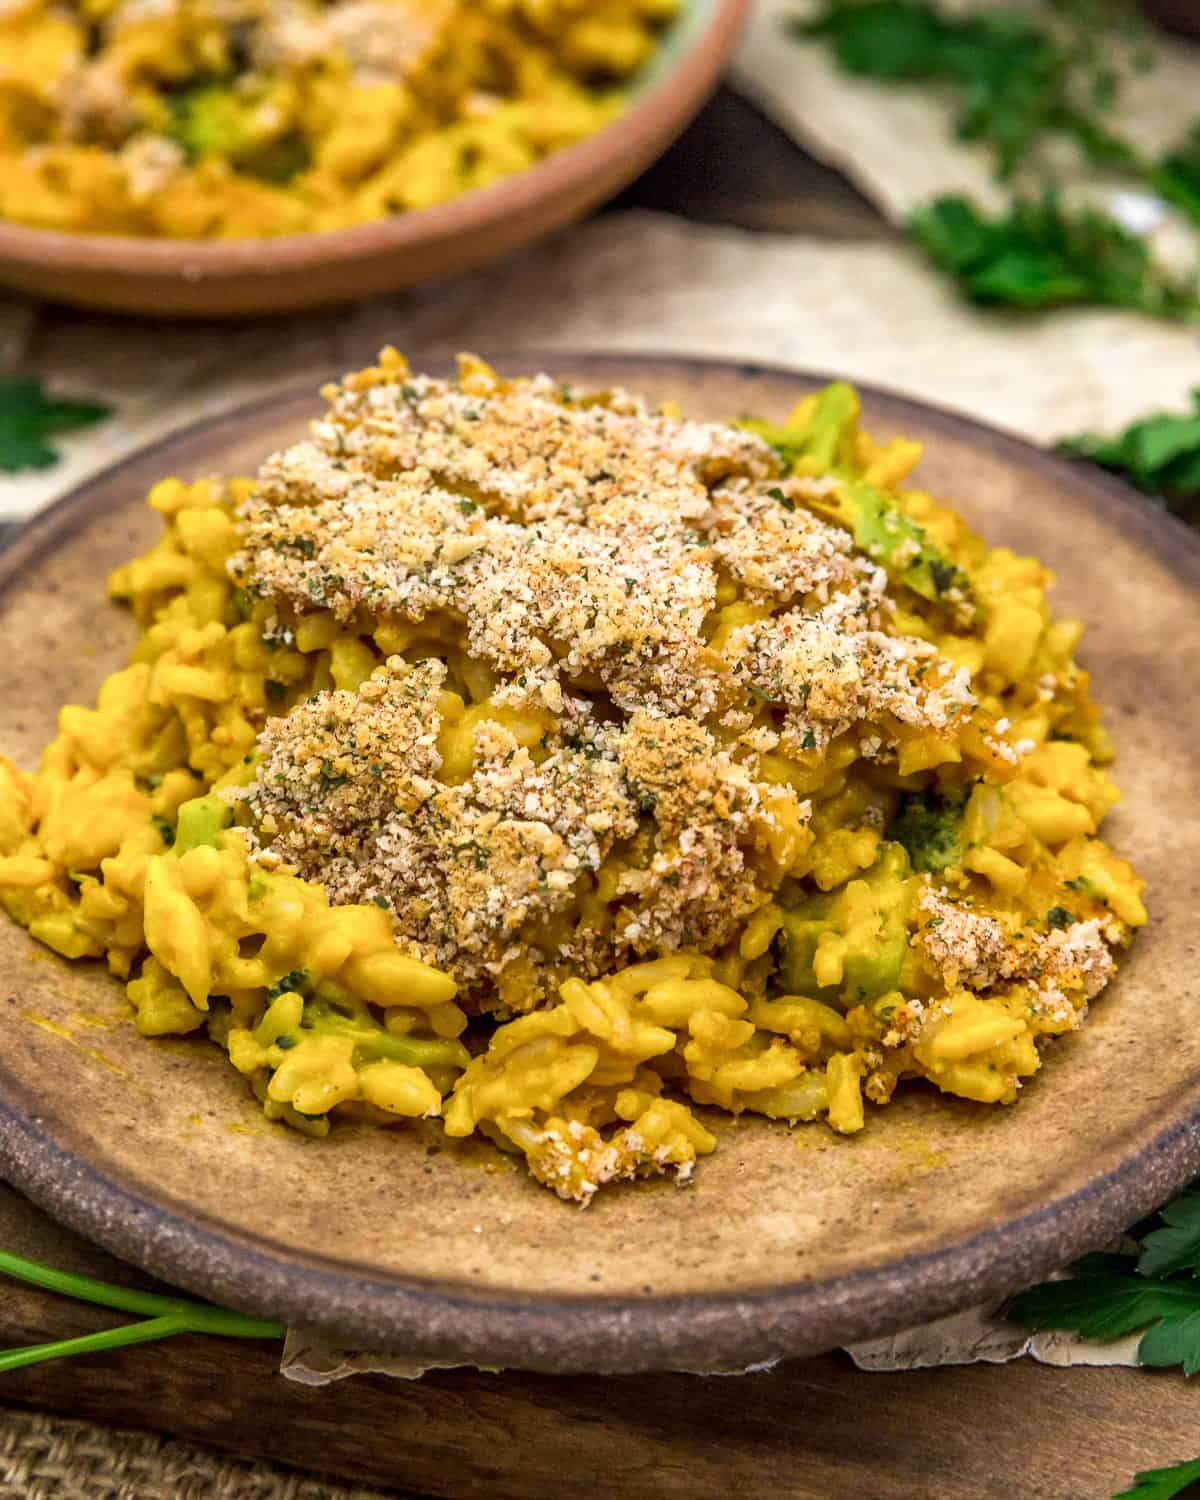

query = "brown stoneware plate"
[
  {"left": 0, "top": 0, "right": 747, "bottom": 319},
  {"left": 1, "top": 353, "right": 1198, "bottom": 1375}
]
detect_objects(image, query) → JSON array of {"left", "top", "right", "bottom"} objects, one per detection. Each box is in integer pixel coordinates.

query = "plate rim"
[{"left": 1, "top": 350, "right": 1198, "bottom": 1374}]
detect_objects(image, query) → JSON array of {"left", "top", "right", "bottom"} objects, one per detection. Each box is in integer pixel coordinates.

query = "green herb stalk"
[{"left": 0, "top": 1249, "right": 282, "bottom": 1373}]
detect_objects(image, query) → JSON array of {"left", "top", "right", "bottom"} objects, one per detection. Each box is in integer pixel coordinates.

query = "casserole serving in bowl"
[{"left": 0, "top": 0, "right": 748, "bottom": 316}]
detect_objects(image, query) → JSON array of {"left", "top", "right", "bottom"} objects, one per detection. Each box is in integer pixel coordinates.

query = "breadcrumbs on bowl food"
[{"left": 0, "top": 0, "right": 678, "bottom": 239}]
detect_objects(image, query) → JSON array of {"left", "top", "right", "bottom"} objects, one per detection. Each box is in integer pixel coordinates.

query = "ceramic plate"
[{"left": 1, "top": 354, "right": 1197, "bottom": 1374}]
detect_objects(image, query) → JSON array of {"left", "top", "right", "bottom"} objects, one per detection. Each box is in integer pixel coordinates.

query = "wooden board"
[{"left": 2, "top": 1180, "right": 1198, "bottom": 1500}]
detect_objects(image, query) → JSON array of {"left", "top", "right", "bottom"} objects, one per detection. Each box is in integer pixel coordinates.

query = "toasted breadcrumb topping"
[
  {"left": 228, "top": 359, "right": 999, "bottom": 1009},
  {"left": 232, "top": 660, "right": 773, "bottom": 1006},
  {"left": 232, "top": 368, "right": 975, "bottom": 728},
  {"left": 917, "top": 885, "right": 1115, "bottom": 1027}
]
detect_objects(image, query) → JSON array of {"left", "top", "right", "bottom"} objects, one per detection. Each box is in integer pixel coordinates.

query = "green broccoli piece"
[
  {"left": 891, "top": 785, "right": 968, "bottom": 873},
  {"left": 166, "top": 85, "right": 310, "bottom": 184},
  {"left": 776, "top": 843, "right": 914, "bottom": 1003},
  {"left": 238, "top": 133, "right": 310, "bottom": 185},
  {"left": 740, "top": 382, "right": 971, "bottom": 607},
  {"left": 168, "top": 85, "right": 259, "bottom": 161},
  {"left": 741, "top": 381, "right": 862, "bottom": 472},
  {"left": 174, "top": 794, "right": 232, "bottom": 852},
  {"left": 842, "top": 477, "right": 972, "bottom": 604},
  {"left": 302, "top": 992, "right": 470, "bottom": 1073}
]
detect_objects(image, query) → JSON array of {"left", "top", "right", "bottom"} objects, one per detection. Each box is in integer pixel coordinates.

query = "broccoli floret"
[
  {"left": 166, "top": 85, "right": 310, "bottom": 183},
  {"left": 740, "top": 382, "right": 972, "bottom": 607},
  {"left": 891, "top": 785, "right": 968, "bottom": 873},
  {"left": 741, "top": 381, "right": 862, "bottom": 472},
  {"left": 844, "top": 478, "right": 972, "bottom": 604},
  {"left": 168, "top": 85, "right": 258, "bottom": 161},
  {"left": 302, "top": 992, "right": 470, "bottom": 1073},
  {"left": 239, "top": 132, "right": 310, "bottom": 185},
  {"left": 267, "top": 968, "right": 312, "bottom": 1000},
  {"left": 174, "top": 793, "right": 231, "bottom": 852}
]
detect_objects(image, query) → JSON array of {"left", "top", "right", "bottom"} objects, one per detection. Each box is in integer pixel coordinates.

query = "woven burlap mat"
[{"left": 0, "top": 1404, "right": 416, "bottom": 1500}]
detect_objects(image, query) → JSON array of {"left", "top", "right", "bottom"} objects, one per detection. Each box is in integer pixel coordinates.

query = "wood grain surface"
[
  {"left": 3, "top": 1253, "right": 1199, "bottom": 1500},
  {"left": 618, "top": 89, "right": 896, "bottom": 238},
  {"left": 1, "top": 88, "right": 1197, "bottom": 1500}
]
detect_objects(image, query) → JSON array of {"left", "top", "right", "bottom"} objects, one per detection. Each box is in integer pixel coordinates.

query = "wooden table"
[
  {"left": 5, "top": 1173, "right": 1200, "bottom": 1500},
  {"left": 2, "top": 89, "right": 1197, "bottom": 1500},
  {"left": 4, "top": 1172, "right": 1198, "bottom": 1500}
]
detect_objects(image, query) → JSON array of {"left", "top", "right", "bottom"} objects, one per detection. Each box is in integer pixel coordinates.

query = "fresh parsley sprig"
[
  {"left": 1008, "top": 1184, "right": 1200, "bottom": 1375},
  {"left": 795, "top": 0, "right": 1200, "bottom": 318},
  {"left": 1112, "top": 1457, "right": 1200, "bottom": 1500},
  {"left": 0, "top": 378, "right": 111, "bottom": 475},
  {"left": 1008, "top": 1253, "right": 1200, "bottom": 1372},
  {"left": 909, "top": 193, "right": 1200, "bottom": 320},
  {"left": 1060, "top": 392, "right": 1200, "bottom": 517},
  {"left": 1004, "top": 1188, "right": 1200, "bottom": 1495},
  {"left": 796, "top": 0, "right": 1139, "bottom": 179},
  {"left": 0, "top": 1249, "right": 283, "bottom": 1373}
]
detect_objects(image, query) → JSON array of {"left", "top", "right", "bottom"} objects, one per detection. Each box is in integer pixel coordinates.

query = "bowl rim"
[
  {"left": 0, "top": 0, "right": 748, "bottom": 279},
  {"left": 2, "top": 351, "right": 1199, "bottom": 1375}
]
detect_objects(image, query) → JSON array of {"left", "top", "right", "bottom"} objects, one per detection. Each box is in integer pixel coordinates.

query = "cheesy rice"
[
  {"left": 0, "top": 0, "right": 675, "bottom": 238},
  {"left": 0, "top": 353, "right": 1148, "bottom": 1204}
]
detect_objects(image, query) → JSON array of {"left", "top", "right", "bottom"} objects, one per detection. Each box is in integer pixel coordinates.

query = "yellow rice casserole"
[
  {"left": 0, "top": 0, "right": 674, "bottom": 238},
  {"left": 0, "top": 353, "right": 1148, "bottom": 1204}
]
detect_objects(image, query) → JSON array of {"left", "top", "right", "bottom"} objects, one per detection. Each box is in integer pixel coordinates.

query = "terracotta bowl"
[
  {"left": 1, "top": 353, "right": 1198, "bottom": 1374},
  {"left": 0, "top": 0, "right": 748, "bottom": 319}
]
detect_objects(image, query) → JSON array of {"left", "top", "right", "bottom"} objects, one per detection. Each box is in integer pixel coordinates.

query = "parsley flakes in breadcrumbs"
[{"left": 228, "top": 353, "right": 996, "bottom": 1012}]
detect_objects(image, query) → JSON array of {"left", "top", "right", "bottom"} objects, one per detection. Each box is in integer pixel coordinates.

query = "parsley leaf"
[
  {"left": 1111, "top": 1457, "right": 1200, "bottom": 1500},
  {"left": 796, "top": 1, "right": 1200, "bottom": 328},
  {"left": 1060, "top": 390, "right": 1200, "bottom": 518},
  {"left": 909, "top": 192, "right": 1200, "bottom": 320},
  {"left": 1152, "top": 122, "right": 1200, "bottom": 231},
  {"left": 1008, "top": 1255, "right": 1200, "bottom": 1371},
  {"left": 0, "top": 378, "right": 111, "bottom": 474},
  {"left": 1138, "top": 1192, "right": 1200, "bottom": 1279},
  {"left": 796, "top": 0, "right": 1140, "bottom": 179},
  {"left": 1010, "top": 1184, "right": 1200, "bottom": 1385}
]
